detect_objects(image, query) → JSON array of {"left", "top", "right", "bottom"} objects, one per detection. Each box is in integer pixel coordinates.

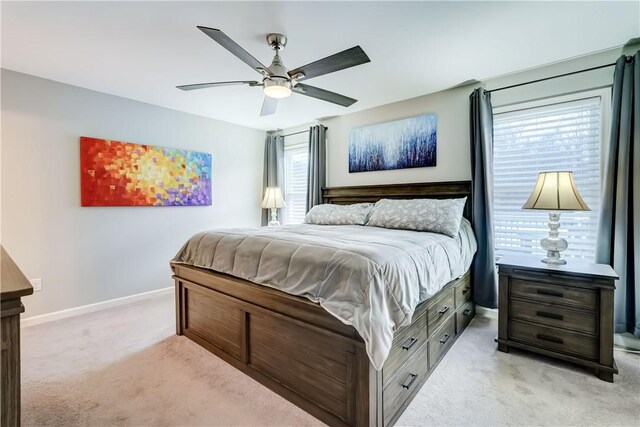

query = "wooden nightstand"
[{"left": 496, "top": 254, "right": 619, "bottom": 382}]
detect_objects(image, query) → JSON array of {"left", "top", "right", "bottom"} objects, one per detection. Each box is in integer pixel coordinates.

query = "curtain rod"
[
  {"left": 283, "top": 130, "right": 308, "bottom": 137},
  {"left": 282, "top": 125, "right": 328, "bottom": 138},
  {"left": 486, "top": 62, "right": 617, "bottom": 94}
]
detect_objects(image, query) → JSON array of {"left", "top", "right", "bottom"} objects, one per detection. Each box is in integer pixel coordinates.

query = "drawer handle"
[
  {"left": 536, "top": 333, "right": 564, "bottom": 344},
  {"left": 536, "top": 311, "right": 564, "bottom": 321},
  {"left": 463, "top": 309, "right": 471, "bottom": 316},
  {"left": 439, "top": 334, "right": 450, "bottom": 344},
  {"left": 401, "top": 373, "right": 418, "bottom": 390},
  {"left": 462, "top": 287, "right": 470, "bottom": 295},
  {"left": 438, "top": 306, "right": 450, "bottom": 315},
  {"left": 536, "top": 288, "right": 564, "bottom": 298},
  {"left": 401, "top": 337, "right": 418, "bottom": 351}
]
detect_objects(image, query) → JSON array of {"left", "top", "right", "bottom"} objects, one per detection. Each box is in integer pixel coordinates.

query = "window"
[
  {"left": 283, "top": 138, "right": 309, "bottom": 224},
  {"left": 492, "top": 90, "right": 609, "bottom": 262}
]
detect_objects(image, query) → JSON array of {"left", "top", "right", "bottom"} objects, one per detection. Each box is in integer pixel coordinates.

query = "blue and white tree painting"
[{"left": 348, "top": 113, "right": 437, "bottom": 172}]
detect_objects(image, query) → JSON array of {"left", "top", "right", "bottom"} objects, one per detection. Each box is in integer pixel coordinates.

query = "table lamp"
[
  {"left": 522, "top": 171, "right": 590, "bottom": 265},
  {"left": 261, "top": 187, "right": 286, "bottom": 227}
]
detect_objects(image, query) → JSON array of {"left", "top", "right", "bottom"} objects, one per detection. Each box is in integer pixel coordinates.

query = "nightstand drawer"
[
  {"left": 510, "top": 278, "right": 597, "bottom": 310},
  {"left": 509, "top": 299, "right": 597, "bottom": 335},
  {"left": 509, "top": 320, "right": 598, "bottom": 360}
]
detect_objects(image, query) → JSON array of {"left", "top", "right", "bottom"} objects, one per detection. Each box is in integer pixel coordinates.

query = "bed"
[{"left": 170, "top": 181, "right": 475, "bottom": 427}]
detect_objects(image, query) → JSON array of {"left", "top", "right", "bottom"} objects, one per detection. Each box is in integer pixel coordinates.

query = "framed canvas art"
[
  {"left": 348, "top": 113, "right": 437, "bottom": 173},
  {"left": 80, "top": 137, "right": 212, "bottom": 206}
]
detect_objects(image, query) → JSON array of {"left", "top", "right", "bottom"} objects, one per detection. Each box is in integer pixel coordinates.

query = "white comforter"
[{"left": 172, "top": 219, "right": 477, "bottom": 370}]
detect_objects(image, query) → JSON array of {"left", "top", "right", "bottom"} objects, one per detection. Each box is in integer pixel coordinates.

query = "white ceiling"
[{"left": 2, "top": 1, "right": 638, "bottom": 131}]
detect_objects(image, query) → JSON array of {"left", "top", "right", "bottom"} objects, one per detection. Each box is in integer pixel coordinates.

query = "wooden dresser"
[
  {"left": 1, "top": 246, "right": 34, "bottom": 426},
  {"left": 496, "top": 254, "right": 618, "bottom": 382}
]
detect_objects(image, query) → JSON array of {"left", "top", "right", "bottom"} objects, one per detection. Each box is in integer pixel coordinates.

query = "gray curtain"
[
  {"left": 262, "top": 131, "right": 284, "bottom": 226},
  {"left": 306, "top": 125, "right": 327, "bottom": 212},
  {"left": 596, "top": 51, "right": 639, "bottom": 337},
  {"left": 470, "top": 88, "right": 498, "bottom": 308}
]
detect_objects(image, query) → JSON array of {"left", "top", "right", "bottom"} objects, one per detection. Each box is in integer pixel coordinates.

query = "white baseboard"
[
  {"left": 476, "top": 306, "right": 498, "bottom": 320},
  {"left": 21, "top": 286, "right": 173, "bottom": 328}
]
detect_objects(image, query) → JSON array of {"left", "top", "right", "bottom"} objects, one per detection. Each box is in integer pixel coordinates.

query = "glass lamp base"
[
  {"left": 541, "top": 250, "right": 567, "bottom": 265},
  {"left": 268, "top": 208, "right": 281, "bottom": 227},
  {"left": 540, "top": 211, "right": 568, "bottom": 265}
]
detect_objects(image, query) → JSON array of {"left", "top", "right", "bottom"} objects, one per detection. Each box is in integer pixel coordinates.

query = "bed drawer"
[
  {"left": 383, "top": 309, "right": 428, "bottom": 387},
  {"left": 509, "top": 320, "right": 598, "bottom": 360},
  {"left": 510, "top": 279, "right": 597, "bottom": 310},
  {"left": 509, "top": 299, "right": 597, "bottom": 335},
  {"left": 427, "top": 287, "right": 455, "bottom": 333},
  {"left": 456, "top": 300, "right": 474, "bottom": 334},
  {"left": 383, "top": 340, "right": 430, "bottom": 426},
  {"left": 454, "top": 274, "right": 472, "bottom": 307},
  {"left": 248, "top": 311, "right": 352, "bottom": 423},
  {"left": 429, "top": 314, "right": 456, "bottom": 369},
  {"left": 183, "top": 284, "right": 244, "bottom": 361}
]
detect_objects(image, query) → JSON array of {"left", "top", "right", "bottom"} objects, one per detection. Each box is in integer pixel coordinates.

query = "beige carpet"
[{"left": 22, "top": 293, "right": 640, "bottom": 426}]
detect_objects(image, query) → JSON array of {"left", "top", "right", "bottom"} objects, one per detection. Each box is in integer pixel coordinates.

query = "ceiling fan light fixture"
[{"left": 263, "top": 78, "right": 292, "bottom": 99}]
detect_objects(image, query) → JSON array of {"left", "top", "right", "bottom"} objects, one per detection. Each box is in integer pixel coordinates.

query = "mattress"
[{"left": 172, "top": 219, "right": 477, "bottom": 370}]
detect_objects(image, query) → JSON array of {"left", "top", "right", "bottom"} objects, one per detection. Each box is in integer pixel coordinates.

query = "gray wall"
[
  {"left": 1, "top": 70, "right": 264, "bottom": 317},
  {"left": 293, "top": 47, "right": 627, "bottom": 187}
]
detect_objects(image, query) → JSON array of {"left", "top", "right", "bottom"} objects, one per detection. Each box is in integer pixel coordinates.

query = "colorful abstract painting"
[
  {"left": 80, "top": 137, "right": 212, "bottom": 206},
  {"left": 348, "top": 113, "right": 437, "bottom": 173}
]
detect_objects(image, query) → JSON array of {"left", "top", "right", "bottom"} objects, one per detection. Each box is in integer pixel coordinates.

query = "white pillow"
[
  {"left": 304, "top": 203, "right": 374, "bottom": 226},
  {"left": 365, "top": 198, "right": 467, "bottom": 237}
]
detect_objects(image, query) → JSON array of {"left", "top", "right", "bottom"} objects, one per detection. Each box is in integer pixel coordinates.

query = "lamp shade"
[
  {"left": 260, "top": 187, "right": 286, "bottom": 209},
  {"left": 522, "top": 171, "right": 590, "bottom": 211}
]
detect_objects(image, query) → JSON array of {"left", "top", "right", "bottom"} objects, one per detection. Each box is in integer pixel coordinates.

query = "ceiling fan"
[{"left": 177, "top": 27, "right": 371, "bottom": 116}]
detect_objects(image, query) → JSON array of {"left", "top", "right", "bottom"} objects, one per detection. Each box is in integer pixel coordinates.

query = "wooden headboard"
[{"left": 322, "top": 181, "right": 473, "bottom": 222}]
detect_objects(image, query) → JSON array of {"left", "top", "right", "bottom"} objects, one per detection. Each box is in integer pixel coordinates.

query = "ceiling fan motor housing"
[
  {"left": 263, "top": 47, "right": 293, "bottom": 97},
  {"left": 267, "top": 52, "right": 290, "bottom": 79}
]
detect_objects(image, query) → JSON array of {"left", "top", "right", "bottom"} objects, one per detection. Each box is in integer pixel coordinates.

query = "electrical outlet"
[{"left": 30, "top": 278, "right": 42, "bottom": 292}]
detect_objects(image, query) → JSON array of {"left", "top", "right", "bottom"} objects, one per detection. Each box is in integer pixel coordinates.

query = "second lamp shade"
[
  {"left": 261, "top": 187, "right": 286, "bottom": 209},
  {"left": 522, "top": 171, "right": 590, "bottom": 211}
]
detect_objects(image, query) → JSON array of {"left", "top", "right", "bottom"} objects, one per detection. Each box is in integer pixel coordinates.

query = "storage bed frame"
[{"left": 171, "top": 181, "right": 475, "bottom": 426}]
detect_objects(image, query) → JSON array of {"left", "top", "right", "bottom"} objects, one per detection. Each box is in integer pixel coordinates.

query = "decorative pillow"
[
  {"left": 365, "top": 198, "right": 467, "bottom": 237},
  {"left": 304, "top": 203, "right": 374, "bottom": 226}
]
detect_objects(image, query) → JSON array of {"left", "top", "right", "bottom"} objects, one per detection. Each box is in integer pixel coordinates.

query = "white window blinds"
[
  {"left": 493, "top": 96, "right": 603, "bottom": 261},
  {"left": 283, "top": 141, "right": 309, "bottom": 224}
]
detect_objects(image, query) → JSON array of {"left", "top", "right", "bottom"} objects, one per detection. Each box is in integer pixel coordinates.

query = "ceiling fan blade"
[
  {"left": 260, "top": 96, "right": 278, "bottom": 116},
  {"left": 292, "top": 83, "right": 357, "bottom": 107},
  {"left": 177, "top": 81, "right": 259, "bottom": 91},
  {"left": 197, "top": 26, "right": 270, "bottom": 74},
  {"left": 288, "top": 46, "right": 370, "bottom": 81}
]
